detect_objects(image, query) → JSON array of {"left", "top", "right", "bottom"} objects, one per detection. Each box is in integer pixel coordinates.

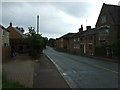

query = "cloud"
[
  {"left": 2, "top": 1, "right": 119, "bottom": 39},
  {"left": 2, "top": 2, "right": 88, "bottom": 38}
]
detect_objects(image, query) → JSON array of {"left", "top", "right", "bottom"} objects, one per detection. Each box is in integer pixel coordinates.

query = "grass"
[{"left": 2, "top": 71, "right": 29, "bottom": 88}]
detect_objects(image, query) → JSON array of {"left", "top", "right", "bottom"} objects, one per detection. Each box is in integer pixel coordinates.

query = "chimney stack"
[
  {"left": 86, "top": 26, "right": 91, "bottom": 31},
  {"left": 10, "top": 22, "right": 12, "bottom": 27},
  {"left": 79, "top": 25, "right": 83, "bottom": 33}
]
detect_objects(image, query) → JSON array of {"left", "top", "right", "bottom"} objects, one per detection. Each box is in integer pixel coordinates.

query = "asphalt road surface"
[{"left": 44, "top": 46, "right": 119, "bottom": 88}]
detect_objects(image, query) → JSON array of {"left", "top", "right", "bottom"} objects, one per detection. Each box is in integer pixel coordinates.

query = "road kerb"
[{"left": 45, "top": 54, "right": 74, "bottom": 88}]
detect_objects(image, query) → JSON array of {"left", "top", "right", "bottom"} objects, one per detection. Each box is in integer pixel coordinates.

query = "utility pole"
[{"left": 37, "top": 15, "right": 39, "bottom": 34}]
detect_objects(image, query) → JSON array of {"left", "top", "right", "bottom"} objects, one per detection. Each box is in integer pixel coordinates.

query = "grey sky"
[{"left": 1, "top": 0, "right": 120, "bottom": 39}]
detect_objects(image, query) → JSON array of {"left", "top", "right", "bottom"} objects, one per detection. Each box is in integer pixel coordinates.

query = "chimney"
[
  {"left": 79, "top": 25, "right": 83, "bottom": 33},
  {"left": 10, "top": 22, "right": 12, "bottom": 27},
  {"left": 86, "top": 26, "right": 91, "bottom": 31}
]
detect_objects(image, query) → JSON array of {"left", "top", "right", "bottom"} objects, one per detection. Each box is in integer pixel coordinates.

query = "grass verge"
[{"left": 2, "top": 71, "right": 29, "bottom": 88}]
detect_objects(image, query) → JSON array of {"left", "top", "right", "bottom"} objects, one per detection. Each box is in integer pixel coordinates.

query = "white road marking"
[{"left": 63, "top": 73, "right": 67, "bottom": 76}]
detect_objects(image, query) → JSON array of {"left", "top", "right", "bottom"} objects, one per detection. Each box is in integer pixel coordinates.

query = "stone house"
[
  {"left": 0, "top": 25, "right": 11, "bottom": 61},
  {"left": 95, "top": 3, "right": 120, "bottom": 57}
]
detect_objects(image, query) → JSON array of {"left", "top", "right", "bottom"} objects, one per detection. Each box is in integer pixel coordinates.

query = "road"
[{"left": 44, "top": 46, "right": 119, "bottom": 88}]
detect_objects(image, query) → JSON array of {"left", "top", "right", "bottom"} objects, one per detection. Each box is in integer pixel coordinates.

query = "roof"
[
  {"left": 13, "top": 27, "right": 25, "bottom": 38},
  {"left": 0, "top": 25, "right": 9, "bottom": 32},
  {"left": 81, "top": 28, "right": 96, "bottom": 37},
  {"left": 105, "top": 4, "right": 120, "bottom": 24},
  {"left": 59, "top": 33, "right": 76, "bottom": 39}
]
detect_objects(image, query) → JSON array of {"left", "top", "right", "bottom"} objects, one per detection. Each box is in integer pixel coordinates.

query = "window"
[
  {"left": 78, "top": 38, "right": 80, "bottom": 41},
  {"left": 61, "top": 38, "right": 63, "bottom": 42},
  {"left": 101, "top": 16, "right": 106, "bottom": 24},
  {"left": 80, "top": 38, "right": 83, "bottom": 41},
  {"left": 99, "top": 28, "right": 109, "bottom": 40},
  {"left": 2, "top": 30, "right": 6, "bottom": 36},
  {"left": 74, "top": 38, "right": 76, "bottom": 42},
  {"left": 89, "top": 45, "right": 93, "bottom": 50},
  {"left": 85, "top": 37, "right": 87, "bottom": 41},
  {"left": 89, "top": 36, "right": 93, "bottom": 40}
]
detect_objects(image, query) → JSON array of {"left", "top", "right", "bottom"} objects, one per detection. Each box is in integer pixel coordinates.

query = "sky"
[{"left": 1, "top": 0, "right": 120, "bottom": 39}]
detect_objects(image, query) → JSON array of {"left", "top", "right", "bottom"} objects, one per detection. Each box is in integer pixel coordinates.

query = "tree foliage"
[
  {"left": 48, "top": 38, "right": 56, "bottom": 47},
  {"left": 29, "top": 34, "right": 44, "bottom": 50},
  {"left": 112, "top": 38, "right": 120, "bottom": 56}
]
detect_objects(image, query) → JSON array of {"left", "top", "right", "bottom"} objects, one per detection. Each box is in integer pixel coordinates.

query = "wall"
[
  {"left": 7, "top": 26, "right": 23, "bottom": 39},
  {"left": 2, "top": 46, "right": 11, "bottom": 62}
]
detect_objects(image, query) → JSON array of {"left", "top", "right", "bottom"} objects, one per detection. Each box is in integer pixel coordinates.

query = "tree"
[
  {"left": 28, "top": 34, "right": 45, "bottom": 59},
  {"left": 48, "top": 38, "right": 56, "bottom": 47},
  {"left": 28, "top": 27, "right": 36, "bottom": 36},
  {"left": 43, "top": 37, "right": 48, "bottom": 49},
  {"left": 29, "top": 34, "right": 44, "bottom": 50}
]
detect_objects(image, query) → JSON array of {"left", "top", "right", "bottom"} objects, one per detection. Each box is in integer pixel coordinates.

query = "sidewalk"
[
  {"left": 33, "top": 54, "right": 70, "bottom": 88},
  {"left": 2, "top": 54, "right": 70, "bottom": 88}
]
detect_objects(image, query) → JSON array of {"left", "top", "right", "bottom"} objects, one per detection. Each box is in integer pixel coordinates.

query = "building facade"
[{"left": 95, "top": 3, "right": 120, "bottom": 57}]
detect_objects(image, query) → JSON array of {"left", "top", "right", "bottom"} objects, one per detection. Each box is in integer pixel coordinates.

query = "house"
[
  {"left": 79, "top": 26, "right": 96, "bottom": 55},
  {"left": 95, "top": 3, "right": 120, "bottom": 57},
  {"left": 56, "top": 25, "right": 96, "bottom": 56},
  {"left": 68, "top": 25, "right": 83, "bottom": 54},
  {"left": 71, "top": 26, "right": 96, "bottom": 55},
  {"left": 0, "top": 25, "right": 11, "bottom": 61},
  {"left": 56, "top": 33, "right": 76, "bottom": 52},
  {"left": 7, "top": 22, "right": 27, "bottom": 54}
]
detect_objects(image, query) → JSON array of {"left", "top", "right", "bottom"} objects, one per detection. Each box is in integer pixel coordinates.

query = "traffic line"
[{"left": 94, "top": 65, "right": 118, "bottom": 74}]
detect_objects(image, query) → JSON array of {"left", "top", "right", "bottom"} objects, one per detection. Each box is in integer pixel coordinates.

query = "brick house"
[
  {"left": 56, "top": 25, "right": 96, "bottom": 56},
  {"left": 0, "top": 25, "right": 11, "bottom": 61},
  {"left": 7, "top": 22, "right": 26, "bottom": 54},
  {"left": 56, "top": 33, "right": 76, "bottom": 52},
  {"left": 95, "top": 3, "right": 120, "bottom": 57},
  {"left": 71, "top": 26, "right": 96, "bottom": 55},
  {"left": 69, "top": 25, "right": 83, "bottom": 54}
]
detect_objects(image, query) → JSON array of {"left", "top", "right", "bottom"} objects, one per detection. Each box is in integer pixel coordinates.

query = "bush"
[
  {"left": 95, "top": 45, "right": 107, "bottom": 56},
  {"left": 112, "top": 38, "right": 120, "bottom": 56},
  {"left": 27, "top": 34, "right": 45, "bottom": 59},
  {"left": 95, "top": 43, "right": 109, "bottom": 57}
]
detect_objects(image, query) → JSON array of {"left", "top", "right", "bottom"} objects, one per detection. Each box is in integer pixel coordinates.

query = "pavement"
[
  {"left": 2, "top": 53, "right": 70, "bottom": 88},
  {"left": 33, "top": 54, "right": 69, "bottom": 88}
]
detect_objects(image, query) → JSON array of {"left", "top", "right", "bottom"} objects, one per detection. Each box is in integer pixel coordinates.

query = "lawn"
[{"left": 2, "top": 71, "right": 29, "bottom": 88}]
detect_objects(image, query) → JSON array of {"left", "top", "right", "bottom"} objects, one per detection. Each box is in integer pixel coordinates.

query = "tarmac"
[{"left": 2, "top": 54, "right": 70, "bottom": 88}]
